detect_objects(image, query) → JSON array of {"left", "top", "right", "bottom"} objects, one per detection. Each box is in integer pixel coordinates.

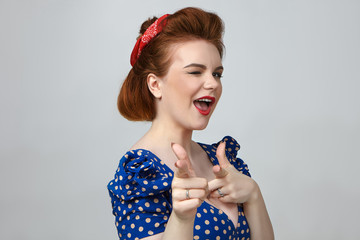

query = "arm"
[
  {"left": 161, "top": 212, "right": 196, "bottom": 239},
  {"left": 243, "top": 183, "right": 274, "bottom": 240},
  {"left": 138, "top": 212, "right": 195, "bottom": 240}
]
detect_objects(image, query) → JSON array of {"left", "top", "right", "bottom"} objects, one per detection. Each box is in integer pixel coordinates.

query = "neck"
[{"left": 147, "top": 117, "right": 194, "bottom": 153}]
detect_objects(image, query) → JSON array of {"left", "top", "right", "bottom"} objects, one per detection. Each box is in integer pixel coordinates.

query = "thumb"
[
  {"left": 212, "top": 164, "right": 228, "bottom": 178},
  {"left": 171, "top": 143, "right": 195, "bottom": 178},
  {"left": 216, "top": 141, "right": 231, "bottom": 169}
]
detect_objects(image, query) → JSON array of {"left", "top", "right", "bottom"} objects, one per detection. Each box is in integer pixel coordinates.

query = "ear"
[{"left": 147, "top": 73, "right": 162, "bottom": 99}]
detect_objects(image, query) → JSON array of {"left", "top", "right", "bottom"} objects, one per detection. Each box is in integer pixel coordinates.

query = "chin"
[{"left": 191, "top": 120, "right": 210, "bottom": 131}]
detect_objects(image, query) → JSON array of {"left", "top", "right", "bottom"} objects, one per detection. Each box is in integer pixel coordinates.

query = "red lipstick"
[{"left": 193, "top": 96, "right": 215, "bottom": 116}]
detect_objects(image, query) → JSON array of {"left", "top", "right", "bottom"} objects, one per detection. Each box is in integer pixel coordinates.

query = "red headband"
[{"left": 130, "top": 14, "right": 170, "bottom": 66}]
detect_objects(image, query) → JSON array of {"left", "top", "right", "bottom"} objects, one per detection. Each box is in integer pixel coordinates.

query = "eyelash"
[
  {"left": 188, "top": 71, "right": 223, "bottom": 79},
  {"left": 189, "top": 71, "right": 201, "bottom": 75},
  {"left": 213, "top": 72, "right": 223, "bottom": 79}
]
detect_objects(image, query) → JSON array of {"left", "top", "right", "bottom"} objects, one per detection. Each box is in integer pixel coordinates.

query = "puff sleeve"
[
  {"left": 107, "top": 149, "right": 174, "bottom": 240},
  {"left": 199, "top": 136, "right": 251, "bottom": 177},
  {"left": 221, "top": 136, "right": 251, "bottom": 177}
]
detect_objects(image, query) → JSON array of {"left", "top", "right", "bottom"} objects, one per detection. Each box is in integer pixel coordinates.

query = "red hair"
[{"left": 118, "top": 7, "right": 225, "bottom": 121}]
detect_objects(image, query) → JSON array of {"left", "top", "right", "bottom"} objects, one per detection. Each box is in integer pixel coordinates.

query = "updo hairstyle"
[{"left": 118, "top": 7, "right": 224, "bottom": 121}]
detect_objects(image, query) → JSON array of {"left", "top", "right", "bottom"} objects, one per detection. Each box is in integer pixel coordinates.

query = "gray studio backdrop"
[{"left": 1, "top": 0, "right": 359, "bottom": 239}]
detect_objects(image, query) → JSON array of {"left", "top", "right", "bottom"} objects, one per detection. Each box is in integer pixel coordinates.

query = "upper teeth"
[{"left": 197, "top": 99, "right": 212, "bottom": 103}]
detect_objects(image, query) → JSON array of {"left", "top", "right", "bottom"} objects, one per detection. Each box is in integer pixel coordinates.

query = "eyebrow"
[{"left": 183, "top": 63, "right": 224, "bottom": 71}]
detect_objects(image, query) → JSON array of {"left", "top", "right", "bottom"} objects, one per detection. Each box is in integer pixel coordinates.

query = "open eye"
[{"left": 212, "top": 72, "right": 223, "bottom": 79}]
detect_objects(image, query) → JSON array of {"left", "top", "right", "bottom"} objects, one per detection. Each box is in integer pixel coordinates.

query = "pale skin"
[{"left": 130, "top": 40, "right": 274, "bottom": 240}]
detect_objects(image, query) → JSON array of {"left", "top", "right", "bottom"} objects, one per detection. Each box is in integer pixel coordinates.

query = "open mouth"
[{"left": 193, "top": 96, "right": 215, "bottom": 115}]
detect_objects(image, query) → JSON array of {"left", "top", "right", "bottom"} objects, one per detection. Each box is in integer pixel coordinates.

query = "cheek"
[
  {"left": 176, "top": 81, "right": 199, "bottom": 97},
  {"left": 218, "top": 83, "right": 223, "bottom": 98}
]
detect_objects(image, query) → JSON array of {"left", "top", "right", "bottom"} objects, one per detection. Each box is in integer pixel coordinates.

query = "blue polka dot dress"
[{"left": 107, "top": 136, "right": 251, "bottom": 240}]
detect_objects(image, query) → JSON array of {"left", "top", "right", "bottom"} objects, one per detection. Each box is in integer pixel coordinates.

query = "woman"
[{"left": 108, "top": 7, "right": 274, "bottom": 240}]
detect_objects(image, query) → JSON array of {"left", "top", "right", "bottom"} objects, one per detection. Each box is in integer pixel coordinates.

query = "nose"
[{"left": 203, "top": 73, "right": 221, "bottom": 90}]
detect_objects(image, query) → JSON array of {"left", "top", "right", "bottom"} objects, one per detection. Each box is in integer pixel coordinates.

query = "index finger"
[
  {"left": 171, "top": 143, "right": 195, "bottom": 178},
  {"left": 174, "top": 159, "right": 191, "bottom": 178}
]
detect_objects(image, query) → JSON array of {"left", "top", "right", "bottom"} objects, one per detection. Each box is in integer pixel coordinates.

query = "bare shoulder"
[
  {"left": 129, "top": 134, "right": 153, "bottom": 151},
  {"left": 139, "top": 233, "right": 163, "bottom": 240}
]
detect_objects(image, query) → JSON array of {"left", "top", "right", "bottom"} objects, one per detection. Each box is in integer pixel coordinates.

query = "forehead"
[{"left": 168, "top": 40, "right": 222, "bottom": 68}]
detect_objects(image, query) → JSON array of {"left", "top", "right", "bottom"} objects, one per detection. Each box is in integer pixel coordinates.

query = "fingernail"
[{"left": 171, "top": 142, "right": 175, "bottom": 147}]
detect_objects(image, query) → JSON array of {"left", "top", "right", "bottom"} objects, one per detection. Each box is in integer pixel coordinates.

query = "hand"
[
  {"left": 171, "top": 143, "right": 208, "bottom": 221},
  {"left": 208, "top": 141, "right": 259, "bottom": 204}
]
